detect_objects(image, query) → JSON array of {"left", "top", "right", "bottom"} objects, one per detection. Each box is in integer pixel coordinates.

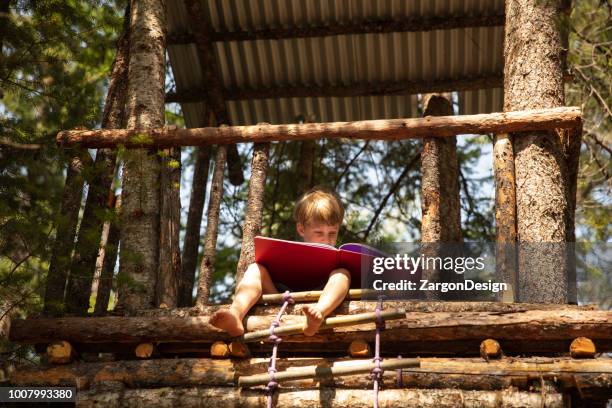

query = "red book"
[{"left": 254, "top": 236, "right": 383, "bottom": 291}]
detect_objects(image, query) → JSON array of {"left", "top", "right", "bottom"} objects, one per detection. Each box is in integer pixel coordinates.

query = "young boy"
[{"left": 210, "top": 187, "right": 351, "bottom": 337}]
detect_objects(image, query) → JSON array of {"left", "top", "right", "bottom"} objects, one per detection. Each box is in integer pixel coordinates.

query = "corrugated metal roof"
[{"left": 166, "top": 0, "right": 505, "bottom": 127}]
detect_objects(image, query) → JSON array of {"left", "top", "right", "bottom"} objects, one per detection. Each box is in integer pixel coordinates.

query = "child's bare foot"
[
  {"left": 303, "top": 305, "right": 325, "bottom": 336},
  {"left": 209, "top": 307, "right": 244, "bottom": 337}
]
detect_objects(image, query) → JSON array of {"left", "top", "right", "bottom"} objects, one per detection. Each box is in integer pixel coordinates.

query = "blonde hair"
[{"left": 293, "top": 186, "right": 345, "bottom": 226}]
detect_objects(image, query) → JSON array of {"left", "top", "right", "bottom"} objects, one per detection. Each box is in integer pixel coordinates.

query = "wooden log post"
[
  {"left": 195, "top": 146, "right": 226, "bottom": 307},
  {"left": 493, "top": 133, "right": 518, "bottom": 302},
  {"left": 420, "top": 94, "right": 462, "bottom": 300},
  {"left": 504, "top": 0, "right": 573, "bottom": 303},
  {"left": 157, "top": 144, "right": 181, "bottom": 308},
  {"left": 56, "top": 107, "right": 582, "bottom": 148},
  {"left": 115, "top": 0, "right": 166, "bottom": 313},
  {"left": 179, "top": 145, "right": 211, "bottom": 307},
  {"left": 182, "top": 0, "right": 243, "bottom": 186},
  {"left": 235, "top": 141, "right": 270, "bottom": 282}
]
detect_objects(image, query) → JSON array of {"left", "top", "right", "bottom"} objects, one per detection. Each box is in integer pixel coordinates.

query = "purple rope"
[
  {"left": 371, "top": 297, "right": 385, "bottom": 408},
  {"left": 266, "top": 291, "right": 293, "bottom": 408}
]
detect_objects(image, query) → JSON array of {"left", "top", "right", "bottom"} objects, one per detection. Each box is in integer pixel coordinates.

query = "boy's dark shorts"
[{"left": 275, "top": 281, "right": 326, "bottom": 293}]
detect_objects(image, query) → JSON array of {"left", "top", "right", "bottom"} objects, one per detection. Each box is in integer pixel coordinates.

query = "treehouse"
[{"left": 5, "top": 0, "right": 611, "bottom": 407}]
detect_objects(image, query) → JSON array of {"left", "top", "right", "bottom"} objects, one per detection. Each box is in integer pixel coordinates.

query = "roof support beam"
[
  {"left": 56, "top": 107, "right": 581, "bottom": 148},
  {"left": 182, "top": 0, "right": 244, "bottom": 185},
  {"left": 165, "top": 75, "right": 503, "bottom": 103},
  {"left": 168, "top": 14, "right": 505, "bottom": 44}
]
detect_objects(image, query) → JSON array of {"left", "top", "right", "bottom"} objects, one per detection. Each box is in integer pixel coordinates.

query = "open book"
[{"left": 254, "top": 236, "right": 384, "bottom": 291}]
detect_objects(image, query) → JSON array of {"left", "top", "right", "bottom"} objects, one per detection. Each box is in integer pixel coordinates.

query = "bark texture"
[
  {"left": 75, "top": 387, "right": 565, "bottom": 408},
  {"left": 10, "top": 309, "right": 612, "bottom": 346},
  {"left": 182, "top": 0, "right": 243, "bottom": 186},
  {"left": 420, "top": 95, "right": 462, "bottom": 301},
  {"left": 296, "top": 140, "right": 316, "bottom": 196},
  {"left": 116, "top": 0, "right": 166, "bottom": 312},
  {"left": 57, "top": 107, "right": 582, "bottom": 148},
  {"left": 493, "top": 134, "right": 518, "bottom": 301},
  {"left": 179, "top": 146, "right": 211, "bottom": 307},
  {"left": 195, "top": 146, "right": 226, "bottom": 306},
  {"left": 43, "top": 151, "right": 89, "bottom": 317},
  {"left": 10, "top": 357, "right": 610, "bottom": 397},
  {"left": 236, "top": 142, "right": 270, "bottom": 282},
  {"left": 156, "top": 146, "right": 181, "bottom": 307},
  {"left": 504, "top": 0, "right": 571, "bottom": 303},
  {"left": 65, "top": 8, "right": 130, "bottom": 315},
  {"left": 93, "top": 196, "right": 121, "bottom": 316}
]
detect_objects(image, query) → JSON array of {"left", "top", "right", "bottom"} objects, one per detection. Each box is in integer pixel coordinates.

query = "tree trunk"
[
  {"left": 195, "top": 146, "right": 226, "bottom": 306},
  {"left": 156, "top": 146, "right": 181, "bottom": 307},
  {"left": 43, "top": 151, "right": 89, "bottom": 317},
  {"left": 420, "top": 94, "right": 462, "bottom": 300},
  {"left": 236, "top": 143, "right": 270, "bottom": 282},
  {"left": 93, "top": 195, "right": 121, "bottom": 316},
  {"left": 116, "top": 0, "right": 166, "bottom": 313},
  {"left": 65, "top": 6, "right": 130, "bottom": 315},
  {"left": 296, "top": 140, "right": 316, "bottom": 196},
  {"left": 493, "top": 134, "right": 518, "bottom": 301},
  {"left": 504, "top": 0, "right": 571, "bottom": 303},
  {"left": 182, "top": 0, "right": 243, "bottom": 186},
  {"left": 75, "top": 387, "right": 565, "bottom": 408},
  {"left": 179, "top": 146, "right": 211, "bottom": 307}
]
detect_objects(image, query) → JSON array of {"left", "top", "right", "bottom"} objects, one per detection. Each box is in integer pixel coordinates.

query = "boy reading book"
[{"left": 210, "top": 186, "right": 351, "bottom": 337}]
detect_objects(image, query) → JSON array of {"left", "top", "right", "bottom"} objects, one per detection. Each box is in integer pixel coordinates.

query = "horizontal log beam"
[
  {"left": 167, "top": 14, "right": 505, "bottom": 44},
  {"left": 76, "top": 387, "right": 565, "bottom": 408},
  {"left": 165, "top": 75, "right": 504, "bottom": 103},
  {"left": 128, "top": 300, "right": 599, "bottom": 318},
  {"left": 9, "top": 308, "right": 611, "bottom": 348},
  {"left": 10, "top": 356, "right": 610, "bottom": 395},
  {"left": 56, "top": 107, "right": 582, "bottom": 148}
]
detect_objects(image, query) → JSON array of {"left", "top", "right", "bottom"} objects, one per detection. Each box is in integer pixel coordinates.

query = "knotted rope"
[
  {"left": 371, "top": 296, "right": 385, "bottom": 408},
  {"left": 266, "top": 290, "right": 293, "bottom": 408}
]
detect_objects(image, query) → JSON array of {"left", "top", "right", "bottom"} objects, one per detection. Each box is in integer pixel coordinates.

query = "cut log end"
[
  {"left": 229, "top": 341, "right": 250, "bottom": 358},
  {"left": 211, "top": 341, "right": 230, "bottom": 358},
  {"left": 135, "top": 343, "right": 155, "bottom": 359},
  {"left": 480, "top": 339, "right": 502, "bottom": 360},
  {"left": 348, "top": 339, "right": 372, "bottom": 358},
  {"left": 570, "top": 337, "right": 596, "bottom": 359},
  {"left": 46, "top": 341, "right": 74, "bottom": 364}
]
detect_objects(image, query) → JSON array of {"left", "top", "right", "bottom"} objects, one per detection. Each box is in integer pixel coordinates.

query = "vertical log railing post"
[{"left": 493, "top": 133, "right": 518, "bottom": 302}]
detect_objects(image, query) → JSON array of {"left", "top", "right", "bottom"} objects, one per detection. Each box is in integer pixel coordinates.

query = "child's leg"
[
  {"left": 209, "top": 263, "right": 278, "bottom": 336},
  {"left": 303, "top": 268, "right": 351, "bottom": 336}
]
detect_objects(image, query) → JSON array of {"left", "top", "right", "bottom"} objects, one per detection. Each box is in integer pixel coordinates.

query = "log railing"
[{"left": 57, "top": 107, "right": 581, "bottom": 149}]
